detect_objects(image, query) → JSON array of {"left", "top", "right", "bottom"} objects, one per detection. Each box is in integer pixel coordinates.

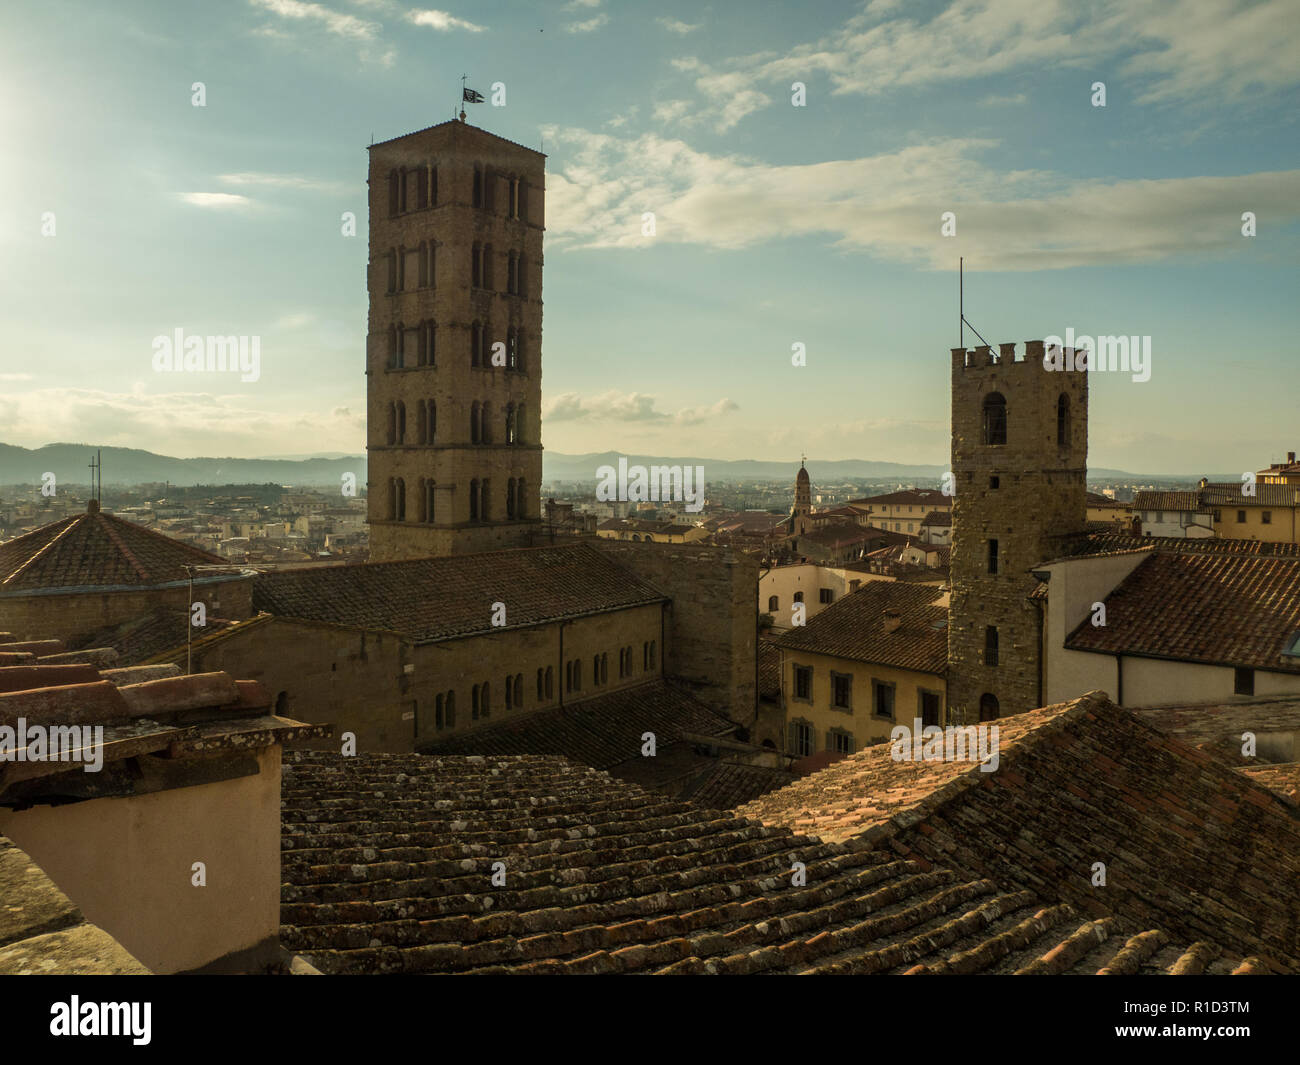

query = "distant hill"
[
  {"left": 0, "top": 443, "right": 366, "bottom": 488},
  {"left": 538, "top": 451, "right": 1218, "bottom": 484},
  {"left": 0, "top": 443, "right": 1220, "bottom": 489}
]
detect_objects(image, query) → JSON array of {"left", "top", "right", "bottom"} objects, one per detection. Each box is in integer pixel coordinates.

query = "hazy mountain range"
[{"left": 0, "top": 443, "right": 1217, "bottom": 489}]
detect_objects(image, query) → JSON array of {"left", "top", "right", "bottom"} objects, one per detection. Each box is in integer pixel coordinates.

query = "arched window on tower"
[
  {"left": 470, "top": 401, "right": 481, "bottom": 444},
  {"left": 416, "top": 400, "right": 427, "bottom": 445},
  {"left": 395, "top": 477, "right": 406, "bottom": 521},
  {"left": 480, "top": 401, "right": 491, "bottom": 445},
  {"left": 469, "top": 479, "right": 480, "bottom": 521},
  {"left": 473, "top": 166, "right": 483, "bottom": 208},
  {"left": 982, "top": 392, "right": 1007, "bottom": 445},
  {"left": 482, "top": 244, "right": 494, "bottom": 290},
  {"left": 386, "top": 402, "right": 396, "bottom": 446},
  {"left": 480, "top": 478, "right": 490, "bottom": 521},
  {"left": 1057, "top": 393, "right": 1071, "bottom": 447},
  {"left": 396, "top": 401, "right": 406, "bottom": 444},
  {"left": 387, "top": 324, "right": 397, "bottom": 369},
  {"left": 387, "top": 169, "right": 399, "bottom": 215},
  {"left": 507, "top": 477, "right": 517, "bottom": 518},
  {"left": 427, "top": 398, "right": 436, "bottom": 444},
  {"left": 505, "top": 403, "right": 516, "bottom": 445},
  {"left": 471, "top": 242, "right": 482, "bottom": 287},
  {"left": 516, "top": 479, "right": 526, "bottom": 519}
]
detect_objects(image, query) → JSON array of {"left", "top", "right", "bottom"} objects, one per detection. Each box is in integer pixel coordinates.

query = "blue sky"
[{"left": 1, "top": 0, "right": 1297, "bottom": 474}]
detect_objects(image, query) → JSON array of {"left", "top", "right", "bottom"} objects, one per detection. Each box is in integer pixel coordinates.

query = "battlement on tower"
[{"left": 951, "top": 340, "right": 1087, "bottom": 371}]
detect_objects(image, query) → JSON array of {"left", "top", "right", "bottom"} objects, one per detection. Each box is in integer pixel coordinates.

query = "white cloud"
[
  {"left": 179, "top": 192, "right": 252, "bottom": 208},
  {"left": 543, "top": 390, "right": 738, "bottom": 424},
  {"left": 541, "top": 125, "right": 1300, "bottom": 270},
  {"left": 979, "top": 92, "right": 1027, "bottom": 105},
  {"left": 406, "top": 9, "right": 486, "bottom": 32},
  {"left": 0, "top": 387, "right": 365, "bottom": 456},
  {"left": 663, "top": 0, "right": 1300, "bottom": 131},
  {"left": 247, "top": 0, "right": 379, "bottom": 41},
  {"left": 566, "top": 14, "right": 609, "bottom": 33},
  {"left": 657, "top": 17, "right": 700, "bottom": 34},
  {"left": 652, "top": 99, "right": 691, "bottom": 124}
]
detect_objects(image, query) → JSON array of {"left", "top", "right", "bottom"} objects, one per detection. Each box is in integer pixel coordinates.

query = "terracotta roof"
[
  {"left": 920, "top": 510, "right": 952, "bottom": 527},
  {"left": 1132, "top": 696, "right": 1300, "bottom": 751},
  {"left": 774, "top": 582, "right": 947, "bottom": 675},
  {"left": 0, "top": 507, "right": 229, "bottom": 592},
  {"left": 0, "top": 664, "right": 329, "bottom": 803},
  {"left": 1043, "top": 529, "right": 1300, "bottom": 565},
  {"left": 1086, "top": 492, "right": 1126, "bottom": 507},
  {"left": 1064, "top": 552, "right": 1300, "bottom": 673},
  {"left": 1131, "top": 490, "right": 1205, "bottom": 512},
  {"left": 1200, "top": 482, "right": 1298, "bottom": 507},
  {"left": 740, "top": 691, "right": 1300, "bottom": 968},
  {"left": 278, "top": 741, "right": 1277, "bottom": 974},
  {"left": 1239, "top": 763, "right": 1300, "bottom": 804},
  {"left": 253, "top": 543, "right": 667, "bottom": 643},
  {"left": 71, "top": 607, "right": 236, "bottom": 667},
  {"left": 850, "top": 489, "right": 952, "bottom": 508},
  {"left": 794, "top": 525, "right": 878, "bottom": 549}
]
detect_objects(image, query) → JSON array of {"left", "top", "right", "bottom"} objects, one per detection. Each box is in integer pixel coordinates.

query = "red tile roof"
[
  {"left": 1065, "top": 552, "right": 1300, "bottom": 673},
  {"left": 740, "top": 691, "right": 1300, "bottom": 968},
  {"left": 0, "top": 507, "right": 227, "bottom": 592},
  {"left": 253, "top": 543, "right": 667, "bottom": 643},
  {"left": 774, "top": 582, "right": 947, "bottom": 674}
]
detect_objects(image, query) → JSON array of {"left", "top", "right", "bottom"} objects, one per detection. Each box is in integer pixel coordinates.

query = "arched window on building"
[
  {"left": 982, "top": 392, "right": 1007, "bottom": 445},
  {"left": 480, "top": 402, "right": 491, "bottom": 444},
  {"left": 470, "top": 401, "right": 481, "bottom": 444},
  {"left": 480, "top": 478, "right": 490, "bottom": 521},
  {"left": 394, "top": 478, "right": 406, "bottom": 521},
  {"left": 1057, "top": 393, "right": 1071, "bottom": 447},
  {"left": 469, "top": 478, "right": 480, "bottom": 521},
  {"left": 768, "top": 595, "right": 779, "bottom": 611},
  {"left": 416, "top": 400, "right": 427, "bottom": 445},
  {"left": 505, "top": 403, "right": 516, "bottom": 445},
  {"left": 395, "top": 401, "right": 406, "bottom": 444},
  {"left": 506, "top": 477, "right": 517, "bottom": 518},
  {"left": 386, "top": 402, "right": 396, "bottom": 446},
  {"left": 516, "top": 479, "right": 526, "bottom": 519},
  {"left": 426, "top": 398, "right": 436, "bottom": 444},
  {"left": 979, "top": 693, "right": 1000, "bottom": 721}
]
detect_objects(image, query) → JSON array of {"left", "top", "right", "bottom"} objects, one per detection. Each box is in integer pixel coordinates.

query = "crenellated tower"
[{"left": 947, "top": 341, "right": 1089, "bottom": 723}]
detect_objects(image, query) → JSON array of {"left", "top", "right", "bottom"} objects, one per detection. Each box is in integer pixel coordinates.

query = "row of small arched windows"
[
  {"left": 386, "top": 477, "right": 528, "bottom": 522},
  {"left": 386, "top": 400, "right": 526, "bottom": 446}
]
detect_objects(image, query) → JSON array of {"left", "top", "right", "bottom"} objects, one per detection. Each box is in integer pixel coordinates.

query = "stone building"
[
  {"left": 0, "top": 501, "right": 253, "bottom": 646},
  {"left": 367, "top": 120, "right": 545, "bottom": 560},
  {"left": 947, "top": 341, "right": 1089, "bottom": 724}
]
